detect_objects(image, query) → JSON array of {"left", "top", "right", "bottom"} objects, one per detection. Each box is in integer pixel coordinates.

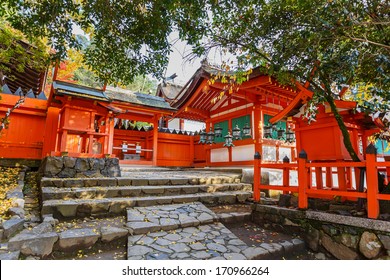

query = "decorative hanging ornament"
[
  {"left": 263, "top": 123, "right": 273, "bottom": 138},
  {"left": 223, "top": 131, "right": 234, "bottom": 147},
  {"left": 277, "top": 126, "right": 285, "bottom": 140},
  {"left": 214, "top": 124, "right": 223, "bottom": 137},
  {"left": 285, "top": 128, "right": 295, "bottom": 143},
  {"left": 206, "top": 128, "right": 215, "bottom": 144},
  {"left": 232, "top": 124, "right": 241, "bottom": 140},
  {"left": 243, "top": 122, "right": 251, "bottom": 136},
  {"left": 199, "top": 129, "right": 207, "bottom": 144}
]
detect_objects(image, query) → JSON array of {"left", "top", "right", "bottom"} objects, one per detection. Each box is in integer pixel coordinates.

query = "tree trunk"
[{"left": 324, "top": 94, "right": 361, "bottom": 162}]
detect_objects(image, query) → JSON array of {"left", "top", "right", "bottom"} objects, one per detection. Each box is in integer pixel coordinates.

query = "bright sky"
[
  {"left": 165, "top": 36, "right": 201, "bottom": 85},
  {"left": 73, "top": 23, "right": 201, "bottom": 84}
]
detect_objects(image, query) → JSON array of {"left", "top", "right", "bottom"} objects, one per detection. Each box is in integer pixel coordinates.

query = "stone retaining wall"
[
  {"left": 0, "top": 167, "right": 28, "bottom": 242},
  {"left": 252, "top": 204, "right": 390, "bottom": 260},
  {"left": 38, "top": 157, "right": 121, "bottom": 178}
]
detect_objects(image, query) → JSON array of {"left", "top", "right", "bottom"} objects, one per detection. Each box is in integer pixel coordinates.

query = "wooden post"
[
  {"left": 106, "top": 116, "right": 114, "bottom": 155},
  {"left": 337, "top": 166, "right": 347, "bottom": 191},
  {"left": 253, "top": 151, "right": 261, "bottom": 202},
  {"left": 366, "top": 143, "right": 379, "bottom": 219},
  {"left": 152, "top": 116, "right": 159, "bottom": 166},
  {"left": 298, "top": 150, "right": 308, "bottom": 209},
  {"left": 87, "top": 134, "right": 94, "bottom": 154},
  {"left": 253, "top": 105, "right": 262, "bottom": 158},
  {"left": 325, "top": 167, "right": 333, "bottom": 188},
  {"left": 42, "top": 106, "right": 60, "bottom": 156},
  {"left": 346, "top": 167, "right": 352, "bottom": 190},
  {"left": 315, "top": 167, "right": 323, "bottom": 189},
  {"left": 189, "top": 136, "right": 194, "bottom": 167},
  {"left": 283, "top": 155, "right": 290, "bottom": 193},
  {"left": 60, "top": 130, "right": 68, "bottom": 152},
  {"left": 384, "top": 156, "right": 390, "bottom": 185}
]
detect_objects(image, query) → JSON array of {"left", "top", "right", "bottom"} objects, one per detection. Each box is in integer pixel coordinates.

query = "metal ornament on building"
[
  {"left": 199, "top": 129, "right": 207, "bottom": 144},
  {"left": 263, "top": 123, "right": 273, "bottom": 138},
  {"left": 285, "top": 129, "right": 295, "bottom": 143},
  {"left": 277, "top": 127, "right": 285, "bottom": 140},
  {"left": 206, "top": 128, "right": 215, "bottom": 144},
  {"left": 243, "top": 122, "right": 251, "bottom": 136},
  {"left": 232, "top": 124, "right": 241, "bottom": 140},
  {"left": 214, "top": 124, "right": 222, "bottom": 137},
  {"left": 223, "top": 131, "right": 235, "bottom": 147}
]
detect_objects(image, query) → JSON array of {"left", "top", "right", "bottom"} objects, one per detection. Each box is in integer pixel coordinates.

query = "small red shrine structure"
[
  {"left": 157, "top": 63, "right": 298, "bottom": 167},
  {"left": 252, "top": 86, "right": 390, "bottom": 219}
]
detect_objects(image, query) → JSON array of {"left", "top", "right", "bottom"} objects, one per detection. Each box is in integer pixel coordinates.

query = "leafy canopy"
[
  {"left": 1, "top": 0, "right": 210, "bottom": 85},
  {"left": 192, "top": 0, "right": 389, "bottom": 160},
  {"left": 0, "top": 17, "right": 48, "bottom": 82}
]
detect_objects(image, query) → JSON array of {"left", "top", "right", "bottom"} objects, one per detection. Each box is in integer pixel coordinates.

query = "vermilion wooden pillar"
[
  {"left": 42, "top": 106, "right": 60, "bottom": 156},
  {"left": 105, "top": 115, "right": 115, "bottom": 154},
  {"left": 366, "top": 144, "right": 379, "bottom": 219},
  {"left": 298, "top": 150, "right": 308, "bottom": 209},
  {"left": 152, "top": 116, "right": 159, "bottom": 166},
  {"left": 189, "top": 136, "right": 194, "bottom": 167},
  {"left": 253, "top": 152, "right": 261, "bottom": 201},
  {"left": 253, "top": 104, "right": 262, "bottom": 157}
]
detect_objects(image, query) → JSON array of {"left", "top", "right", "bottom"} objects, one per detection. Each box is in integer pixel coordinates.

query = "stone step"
[
  {"left": 127, "top": 222, "right": 268, "bottom": 260},
  {"left": 41, "top": 191, "right": 253, "bottom": 219},
  {"left": 41, "top": 183, "right": 252, "bottom": 200},
  {"left": 40, "top": 175, "right": 242, "bottom": 189},
  {"left": 216, "top": 212, "right": 252, "bottom": 224},
  {"left": 126, "top": 202, "right": 218, "bottom": 234}
]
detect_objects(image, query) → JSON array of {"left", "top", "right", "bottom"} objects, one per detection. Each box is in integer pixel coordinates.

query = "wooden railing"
[{"left": 253, "top": 143, "right": 390, "bottom": 219}]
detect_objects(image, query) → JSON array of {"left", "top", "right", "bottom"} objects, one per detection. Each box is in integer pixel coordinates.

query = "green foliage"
[
  {"left": 124, "top": 75, "right": 158, "bottom": 94},
  {"left": 0, "top": 17, "right": 48, "bottom": 79},
  {"left": 1, "top": 0, "right": 209, "bottom": 85},
  {"left": 204, "top": 0, "right": 389, "bottom": 94},
  {"left": 197, "top": 0, "right": 389, "bottom": 161}
]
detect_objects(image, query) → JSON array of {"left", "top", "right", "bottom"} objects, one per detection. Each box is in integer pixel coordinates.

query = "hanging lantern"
[
  {"left": 277, "top": 126, "right": 285, "bottom": 140},
  {"left": 285, "top": 129, "right": 295, "bottom": 143},
  {"left": 243, "top": 122, "right": 251, "bottom": 136},
  {"left": 263, "top": 123, "right": 273, "bottom": 138},
  {"left": 206, "top": 128, "right": 215, "bottom": 144},
  {"left": 199, "top": 129, "right": 207, "bottom": 144},
  {"left": 214, "top": 124, "right": 223, "bottom": 137},
  {"left": 232, "top": 124, "right": 241, "bottom": 140},
  {"left": 223, "top": 131, "right": 235, "bottom": 147}
]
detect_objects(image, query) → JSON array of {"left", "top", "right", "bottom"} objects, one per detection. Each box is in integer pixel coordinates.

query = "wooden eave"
[
  {"left": 111, "top": 100, "right": 176, "bottom": 117},
  {"left": 170, "top": 66, "right": 301, "bottom": 122}
]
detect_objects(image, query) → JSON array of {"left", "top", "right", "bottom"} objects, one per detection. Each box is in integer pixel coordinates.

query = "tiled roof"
[
  {"left": 105, "top": 87, "right": 175, "bottom": 111},
  {"left": 156, "top": 82, "right": 183, "bottom": 100},
  {"left": 53, "top": 80, "right": 109, "bottom": 101},
  {"left": 52, "top": 81, "right": 174, "bottom": 111}
]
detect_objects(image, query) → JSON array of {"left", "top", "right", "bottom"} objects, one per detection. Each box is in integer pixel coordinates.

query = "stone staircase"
[
  {"left": 125, "top": 202, "right": 305, "bottom": 260},
  {"left": 40, "top": 169, "right": 253, "bottom": 219}
]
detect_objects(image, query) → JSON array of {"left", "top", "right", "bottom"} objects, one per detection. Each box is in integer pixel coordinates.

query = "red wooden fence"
[{"left": 253, "top": 144, "right": 390, "bottom": 219}]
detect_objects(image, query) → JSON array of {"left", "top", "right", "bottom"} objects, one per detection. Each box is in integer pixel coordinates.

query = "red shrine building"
[
  {"left": 0, "top": 63, "right": 301, "bottom": 167},
  {"left": 0, "top": 61, "right": 389, "bottom": 167}
]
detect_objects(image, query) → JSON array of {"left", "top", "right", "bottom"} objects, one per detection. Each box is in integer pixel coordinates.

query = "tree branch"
[{"left": 344, "top": 35, "right": 390, "bottom": 50}]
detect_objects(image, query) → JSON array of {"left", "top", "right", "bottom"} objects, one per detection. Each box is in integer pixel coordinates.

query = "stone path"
[
  {"left": 128, "top": 223, "right": 253, "bottom": 260},
  {"left": 127, "top": 202, "right": 217, "bottom": 234},
  {"left": 126, "top": 202, "right": 305, "bottom": 260}
]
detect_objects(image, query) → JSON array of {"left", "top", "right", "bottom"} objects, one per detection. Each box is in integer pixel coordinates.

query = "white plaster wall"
[
  {"left": 168, "top": 118, "right": 180, "bottom": 130},
  {"left": 278, "top": 147, "right": 292, "bottom": 161},
  {"left": 232, "top": 144, "right": 254, "bottom": 162},
  {"left": 211, "top": 148, "right": 229, "bottom": 162},
  {"left": 184, "top": 120, "right": 204, "bottom": 132}
]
